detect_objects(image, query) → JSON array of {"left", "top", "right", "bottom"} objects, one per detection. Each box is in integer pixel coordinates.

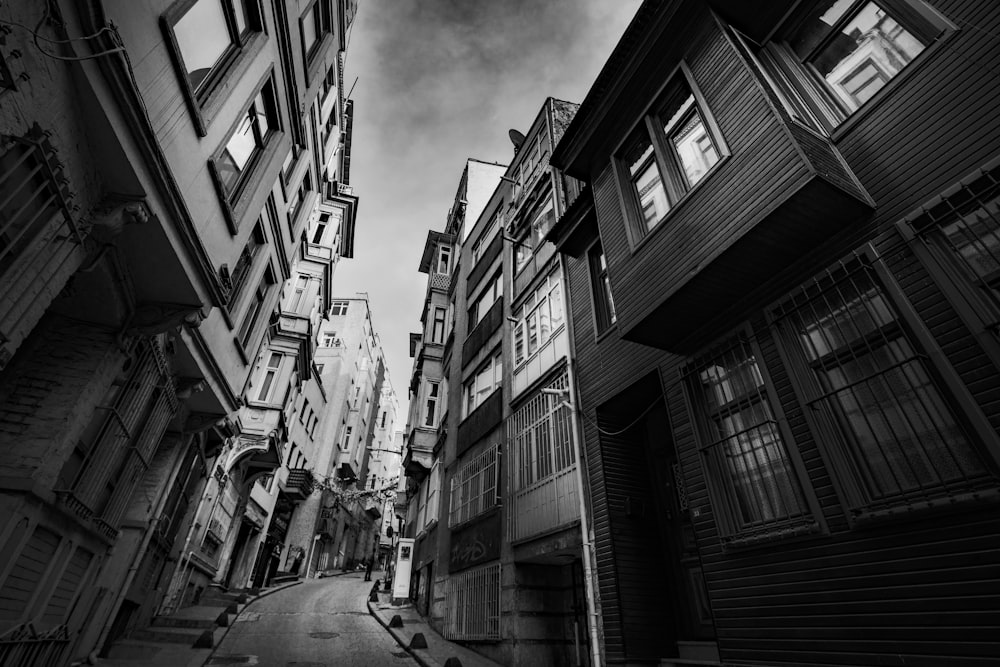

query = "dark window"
[
  {"left": 169, "top": 0, "right": 262, "bottom": 103},
  {"left": 0, "top": 52, "right": 15, "bottom": 92},
  {"left": 238, "top": 267, "right": 275, "bottom": 349},
  {"left": 616, "top": 71, "right": 723, "bottom": 239},
  {"left": 287, "top": 172, "right": 312, "bottom": 232},
  {"left": 684, "top": 335, "right": 815, "bottom": 542},
  {"left": 300, "top": 0, "right": 330, "bottom": 64},
  {"left": 215, "top": 79, "right": 279, "bottom": 201},
  {"left": 758, "top": 0, "right": 950, "bottom": 129},
  {"left": 588, "top": 242, "right": 616, "bottom": 334},
  {"left": 228, "top": 220, "right": 266, "bottom": 306},
  {"left": 431, "top": 307, "right": 447, "bottom": 344},
  {"left": 772, "top": 259, "right": 994, "bottom": 517},
  {"left": 330, "top": 300, "right": 349, "bottom": 316}
]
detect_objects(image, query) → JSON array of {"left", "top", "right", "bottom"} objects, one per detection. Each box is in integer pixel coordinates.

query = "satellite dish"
[{"left": 508, "top": 129, "right": 526, "bottom": 150}]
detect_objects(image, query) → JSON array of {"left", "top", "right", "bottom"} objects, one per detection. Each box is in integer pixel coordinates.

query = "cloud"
[{"left": 336, "top": 0, "right": 639, "bottom": 412}]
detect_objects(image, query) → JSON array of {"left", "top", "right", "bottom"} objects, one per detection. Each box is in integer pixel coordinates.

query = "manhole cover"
[
  {"left": 308, "top": 632, "right": 340, "bottom": 639},
  {"left": 207, "top": 657, "right": 253, "bottom": 665}
]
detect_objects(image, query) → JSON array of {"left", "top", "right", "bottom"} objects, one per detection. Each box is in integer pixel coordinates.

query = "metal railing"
[
  {"left": 444, "top": 562, "right": 501, "bottom": 641},
  {"left": 0, "top": 622, "right": 69, "bottom": 667}
]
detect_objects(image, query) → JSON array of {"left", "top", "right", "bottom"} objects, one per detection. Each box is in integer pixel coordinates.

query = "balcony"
[
  {"left": 429, "top": 271, "right": 451, "bottom": 292},
  {"left": 403, "top": 426, "right": 436, "bottom": 480},
  {"left": 275, "top": 313, "right": 311, "bottom": 338},
  {"left": 508, "top": 465, "right": 580, "bottom": 543},
  {"left": 281, "top": 467, "right": 315, "bottom": 502},
  {"left": 303, "top": 240, "right": 334, "bottom": 262}
]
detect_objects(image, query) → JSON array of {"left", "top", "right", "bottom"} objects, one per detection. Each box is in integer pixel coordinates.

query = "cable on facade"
[{"left": 576, "top": 395, "right": 662, "bottom": 437}]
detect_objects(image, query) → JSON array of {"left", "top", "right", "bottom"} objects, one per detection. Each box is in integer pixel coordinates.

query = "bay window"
[
  {"left": 512, "top": 272, "right": 564, "bottom": 367},
  {"left": 213, "top": 78, "right": 279, "bottom": 205},
  {"left": 423, "top": 380, "right": 441, "bottom": 428}
]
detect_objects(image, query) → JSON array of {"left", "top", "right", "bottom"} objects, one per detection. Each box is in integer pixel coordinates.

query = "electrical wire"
[
  {"left": 0, "top": 1, "right": 124, "bottom": 62},
  {"left": 576, "top": 395, "right": 662, "bottom": 437}
]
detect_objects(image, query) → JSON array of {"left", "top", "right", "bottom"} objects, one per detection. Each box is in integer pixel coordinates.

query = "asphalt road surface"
[{"left": 207, "top": 572, "right": 416, "bottom": 667}]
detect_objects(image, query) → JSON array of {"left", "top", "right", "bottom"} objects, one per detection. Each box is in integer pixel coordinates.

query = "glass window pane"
[
  {"left": 788, "top": 0, "right": 856, "bottom": 58},
  {"left": 253, "top": 91, "right": 271, "bottom": 138},
  {"left": 175, "top": 0, "right": 234, "bottom": 92},
  {"left": 633, "top": 160, "right": 669, "bottom": 230},
  {"left": 672, "top": 111, "right": 719, "bottom": 186},
  {"left": 233, "top": 0, "right": 248, "bottom": 35},
  {"left": 810, "top": 2, "right": 927, "bottom": 112},
  {"left": 302, "top": 6, "right": 318, "bottom": 55}
]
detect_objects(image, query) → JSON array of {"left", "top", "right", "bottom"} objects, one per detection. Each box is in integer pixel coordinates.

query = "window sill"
[
  {"left": 628, "top": 155, "right": 730, "bottom": 255},
  {"left": 448, "top": 505, "right": 500, "bottom": 533},
  {"left": 721, "top": 518, "right": 820, "bottom": 553},
  {"left": 848, "top": 486, "right": 1000, "bottom": 529}
]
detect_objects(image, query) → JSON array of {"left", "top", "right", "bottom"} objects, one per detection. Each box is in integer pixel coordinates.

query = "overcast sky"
[{"left": 335, "top": 0, "right": 639, "bottom": 419}]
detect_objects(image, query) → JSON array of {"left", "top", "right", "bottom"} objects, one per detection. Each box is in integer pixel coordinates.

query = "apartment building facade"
[
  {"left": 0, "top": 0, "right": 359, "bottom": 662},
  {"left": 398, "top": 102, "right": 601, "bottom": 667},
  {"left": 548, "top": 1, "right": 1000, "bottom": 665}
]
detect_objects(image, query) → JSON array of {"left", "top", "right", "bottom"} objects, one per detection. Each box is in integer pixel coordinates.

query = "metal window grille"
[
  {"left": 507, "top": 373, "right": 579, "bottom": 541},
  {"left": 772, "top": 259, "right": 992, "bottom": 514},
  {"left": 59, "top": 338, "right": 176, "bottom": 536},
  {"left": 449, "top": 444, "right": 499, "bottom": 527},
  {"left": 902, "top": 163, "right": 1000, "bottom": 319},
  {"left": 445, "top": 561, "right": 501, "bottom": 641},
  {"left": 1, "top": 125, "right": 81, "bottom": 276},
  {"left": 682, "top": 336, "right": 811, "bottom": 540}
]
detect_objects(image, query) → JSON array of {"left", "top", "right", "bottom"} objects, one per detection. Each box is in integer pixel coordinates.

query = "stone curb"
[
  {"left": 367, "top": 599, "right": 441, "bottom": 667},
  {"left": 200, "top": 580, "right": 302, "bottom": 667}
]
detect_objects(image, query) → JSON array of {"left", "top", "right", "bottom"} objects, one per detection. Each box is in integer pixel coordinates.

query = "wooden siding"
[
  {"left": 563, "top": 3, "right": 1000, "bottom": 662},
  {"left": 461, "top": 299, "right": 503, "bottom": 369},
  {"left": 468, "top": 234, "right": 502, "bottom": 294}
]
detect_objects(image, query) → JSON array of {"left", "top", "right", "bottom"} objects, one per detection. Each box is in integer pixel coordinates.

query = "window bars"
[
  {"left": 507, "top": 372, "right": 579, "bottom": 541},
  {"left": 683, "top": 336, "right": 812, "bottom": 541},
  {"left": 772, "top": 258, "right": 992, "bottom": 516},
  {"left": 449, "top": 444, "right": 499, "bottom": 527},
  {"left": 0, "top": 124, "right": 81, "bottom": 276},
  {"left": 445, "top": 561, "right": 501, "bottom": 641}
]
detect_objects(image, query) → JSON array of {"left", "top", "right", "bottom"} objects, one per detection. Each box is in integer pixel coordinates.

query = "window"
[
  {"left": 589, "top": 242, "right": 616, "bottom": 334},
  {"left": 311, "top": 212, "right": 330, "bottom": 244},
  {"left": 437, "top": 245, "right": 453, "bottom": 274},
  {"left": 472, "top": 212, "right": 501, "bottom": 264},
  {"left": 226, "top": 220, "right": 266, "bottom": 306},
  {"left": 321, "top": 332, "right": 339, "bottom": 347},
  {"left": 300, "top": 399, "right": 310, "bottom": 423},
  {"left": 468, "top": 272, "right": 503, "bottom": 328},
  {"left": 280, "top": 148, "right": 297, "bottom": 186},
  {"left": 331, "top": 300, "right": 349, "bottom": 316},
  {"left": 616, "top": 71, "right": 723, "bottom": 239},
  {"left": 0, "top": 132, "right": 70, "bottom": 273},
  {"left": 167, "top": 0, "right": 262, "bottom": 106},
  {"left": 340, "top": 425, "right": 353, "bottom": 450},
  {"left": 286, "top": 275, "right": 310, "bottom": 313},
  {"left": 255, "top": 352, "right": 283, "bottom": 402},
  {"left": 683, "top": 335, "right": 814, "bottom": 542},
  {"left": 237, "top": 268, "right": 275, "bottom": 349},
  {"left": 309, "top": 416, "right": 318, "bottom": 438},
  {"left": 300, "top": 0, "right": 330, "bottom": 64},
  {"left": 424, "top": 381, "right": 440, "bottom": 428},
  {"left": 512, "top": 271, "right": 564, "bottom": 367},
  {"left": 287, "top": 172, "right": 312, "bottom": 226},
  {"left": 463, "top": 350, "right": 502, "bottom": 418},
  {"left": 431, "top": 307, "right": 447, "bottom": 344},
  {"left": 450, "top": 444, "right": 499, "bottom": 526},
  {"left": 214, "top": 79, "right": 279, "bottom": 202},
  {"left": 380, "top": 411, "right": 387, "bottom": 428},
  {"left": 514, "top": 230, "right": 533, "bottom": 272},
  {"left": 760, "top": 0, "right": 950, "bottom": 129},
  {"left": 772, "top": 259, "right": 994, "bottom": 518},
  {"left": 445, "top": 562, "right": 501, "bottom": 641},
  {"left": 425, "top": 461, "right": 441, "bottom": 528}
]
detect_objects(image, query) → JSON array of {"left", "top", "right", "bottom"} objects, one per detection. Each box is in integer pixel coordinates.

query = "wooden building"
[{"left": 547, "top": 0, "right": 1000, "bottom": 665}]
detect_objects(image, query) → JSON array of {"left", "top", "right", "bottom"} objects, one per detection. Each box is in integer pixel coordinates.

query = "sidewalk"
[
  {"left": 91, "top": 579, "right": 306, "bottom": 667},
  {"left": 367, "top": 588, "right": 503, "bottom": 667}
]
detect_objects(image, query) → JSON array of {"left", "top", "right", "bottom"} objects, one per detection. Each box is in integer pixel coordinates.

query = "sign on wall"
[
  {"left": 392, "top": 538, "right": 415, "bottom": 600},
  {"left": 449, "top": 512, "right": 501, "bottom": 572}
]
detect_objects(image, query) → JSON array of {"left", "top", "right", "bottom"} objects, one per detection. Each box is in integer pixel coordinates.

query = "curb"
[
  {"left": 200, "top": 580, "right": 303, "bottom": 666},
  {"left": 367, "top": 599, "right": 440, "bottom": 667}
]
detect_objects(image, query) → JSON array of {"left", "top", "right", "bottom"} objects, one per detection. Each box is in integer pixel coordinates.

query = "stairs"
[{"left": 108, "top": 587, "right": 250, "bottom": 655}]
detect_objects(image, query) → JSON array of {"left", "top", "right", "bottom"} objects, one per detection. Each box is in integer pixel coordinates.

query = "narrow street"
[{"left": 208, "top": 573, "right": 415, "bottom": 667}]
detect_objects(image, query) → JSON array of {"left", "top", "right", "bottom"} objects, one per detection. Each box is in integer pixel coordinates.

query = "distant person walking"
[{"left": 364, "top": 558, "right": 374, "bottom": 581}]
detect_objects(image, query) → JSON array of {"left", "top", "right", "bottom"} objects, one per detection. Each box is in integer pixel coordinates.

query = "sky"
[{"left": 335, "top": 0, "right": 640, "bottom": 419}]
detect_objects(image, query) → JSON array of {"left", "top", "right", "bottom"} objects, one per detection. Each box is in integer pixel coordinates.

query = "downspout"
[{"left": 559, "top": 252, "right": 604, "bottom": 667}]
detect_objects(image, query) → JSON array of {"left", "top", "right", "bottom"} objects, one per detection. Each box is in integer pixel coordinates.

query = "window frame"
[
  {"left": 423, "top": 380, "right": 441, "bottom": 428},
  {"left": 463, "top": 349, "right": 502, "bottom": 419},
  {"left": 587, "top": 240, "right": 617, "bottom": 337},
  {"left": 208, "top": 71, "right": 283, "bottom": 234},
  {"left": 768, "top": 246, "right": 1000, "bottom": 524},
  {"left": 254, "top": 351, "right": 283, "bottom": 403},
  {"left": 753, "top": 0, "right": 954, "bottom": 134},
  {"left": 431, "top": 306, "right": 447, "bottom": 344},
  {"left": 512, "top": 270, "right": 565, "bottom": 368},
  {"left": 161, "top": 0, "right": 266, "bottom": 137},
  {"left": 681, "top": 328, "right": 822, "bottom": 546},
  {"left": 612, "top": 62, "right": 728, "bottom": 247},
  {"left": 236, "top": 264, "right": 276, "bottom": 354},
  {"left": 299, "top": 0, "right": 331, "bottom": 70},
  {"left": 330, "top": 300, "right": 349, "bottom": 316},
  {"left": 468, "top": 271, "right": 503, "bottom": 328}
]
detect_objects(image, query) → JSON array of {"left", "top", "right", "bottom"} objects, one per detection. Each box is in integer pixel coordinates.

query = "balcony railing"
[
  {"left": 508, "top": 465, "right": 579, "bottom": 542},
  {"left": 0, "top": 622, "right": 69, "bottom": 667},
  {"left": 444, "top": 562, "right": 501, "bottom": 641}
]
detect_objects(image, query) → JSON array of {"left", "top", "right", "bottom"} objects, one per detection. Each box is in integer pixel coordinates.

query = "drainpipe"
[{"left": 559, "top": 253, "right": 603, "bottom": 667}]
